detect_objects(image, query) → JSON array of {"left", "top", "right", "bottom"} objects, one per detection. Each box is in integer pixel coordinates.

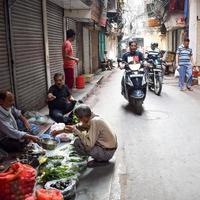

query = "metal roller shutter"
[
  {"left": 91, "top": 30, "right": 99, "bottom": 72},
  {"left": 66, "top": 18, "right": 77, "bottom": 57},
  {"left": 83, "top": 27, "right": 91, "bottom": 74},
  {"left": 66, "top": 18, "right": 78, "bottom": 77},
  {"left": 10, "top": 0, "right": 47, "bottom": 111},
  {"left": 47, "top": 1, "right": 64, "bottom": 83},
  {"left": 0, "top": 0, "right": 11, "bottom": 91},
  {"left": 76, "top": 22, "right": 83, "bottom": 75}
]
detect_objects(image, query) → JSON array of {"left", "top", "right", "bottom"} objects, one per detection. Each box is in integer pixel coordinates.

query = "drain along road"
[{"left": 75, "top": 69, "right": 200, "bottom": 200}]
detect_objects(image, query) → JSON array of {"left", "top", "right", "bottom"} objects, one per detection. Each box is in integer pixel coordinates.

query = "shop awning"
[
  {"left": 49, "top": 0, "right": 91, "bottom": 9},
  {"left": 164, "top": 13, "right": 185, "bottom": 31}
]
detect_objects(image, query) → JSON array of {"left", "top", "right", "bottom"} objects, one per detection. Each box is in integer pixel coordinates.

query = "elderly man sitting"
[
  {"left": 47, "top": 73, "right": 76, "bottom": 124},
  {"left": 0, "top": 90, "right": 40, "bottom": 152},
  {"left": 52, "top": 104, "right": 118, "bottom": 167}
]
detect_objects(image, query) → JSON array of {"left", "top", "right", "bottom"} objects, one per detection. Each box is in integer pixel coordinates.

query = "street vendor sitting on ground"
[
  {"left": 52, "top": 104, "right": 118, "bottom": 167},
  {"left": 47, "top": 73, "right": 76, "bottom": 124},
  {"left": 0, "top": 90, "right": 40, "bottom": 153}
]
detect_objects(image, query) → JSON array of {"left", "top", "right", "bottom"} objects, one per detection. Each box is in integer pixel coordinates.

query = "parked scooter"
[
  {"left": 118, "top": 59, "right": 147, "bottom": 115},
  {"left": 101, "top": 50, "right": 115, "bottom": 71},
  {"left": 145, "top": 55, "right": 164, "bottom": 96}
]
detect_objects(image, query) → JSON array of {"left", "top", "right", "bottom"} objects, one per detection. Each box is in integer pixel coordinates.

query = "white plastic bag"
[{"left": 174, "top": 68, "right": 179, "bottom": 78}]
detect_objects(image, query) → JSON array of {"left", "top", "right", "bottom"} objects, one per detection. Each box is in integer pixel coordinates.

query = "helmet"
[
  {"left": 151, "top": 42, "right": 158, "bottom": 47},
  {"left": 151, "top": 42, "right": 157, "bottom": 46}
]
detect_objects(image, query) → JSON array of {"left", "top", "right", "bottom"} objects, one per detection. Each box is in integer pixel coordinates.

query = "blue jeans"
[{"left": 178, "top": 65, "right": 192, "bottom": 88}]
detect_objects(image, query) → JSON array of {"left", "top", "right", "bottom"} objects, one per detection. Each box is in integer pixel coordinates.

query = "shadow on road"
[
  {"left": 122, "top": 103, "right": 144, "bottom": 115},
  {"left": 80, "top": 162, "right": 115, "bottom": 181},
  {"left": 75, "top": 162, "right": 115, "bottom": 200}
]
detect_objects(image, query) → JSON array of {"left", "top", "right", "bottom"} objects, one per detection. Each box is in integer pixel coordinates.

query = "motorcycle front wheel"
[
  {"left": 134, "top": 100, "right": 143, "bottom": 115},
  {"left": 154, "top": 77, "right": 162, "bottom": 96}
]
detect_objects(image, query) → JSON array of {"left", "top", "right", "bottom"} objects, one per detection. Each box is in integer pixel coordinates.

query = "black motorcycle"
[
  {"left": 145, "top": 55, "right": 164, "bottom": 96},
  {"left": 118, "top": 59, "right": 147, "bottom": 115}
]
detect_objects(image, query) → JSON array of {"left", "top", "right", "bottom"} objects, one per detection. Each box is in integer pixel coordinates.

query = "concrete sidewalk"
[{"left": 39, "top": 69, "right": 115, "bottom": 115}]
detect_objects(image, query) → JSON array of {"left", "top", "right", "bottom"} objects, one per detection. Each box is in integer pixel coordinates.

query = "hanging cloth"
[
  {"left": 177, "top": 0, "right": 184, "bottom": 10},
  {"left": 169, "top": 0, "right": 176, "bottom": 12},
  {"left": 184, "top": 0, "right": 189, "bottom": 18}
]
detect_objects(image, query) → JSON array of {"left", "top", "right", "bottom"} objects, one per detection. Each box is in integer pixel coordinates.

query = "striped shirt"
[
  {"left": 146, "top": 47, "right": 160, "bottom": 57},
  {"left": 176, "top": 44, "right": 192, "bottom": 66}
]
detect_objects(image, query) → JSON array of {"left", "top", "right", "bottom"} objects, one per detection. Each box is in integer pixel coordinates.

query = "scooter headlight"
[{"left": 139, "top": 68, "right": 144, "bottom": 72}]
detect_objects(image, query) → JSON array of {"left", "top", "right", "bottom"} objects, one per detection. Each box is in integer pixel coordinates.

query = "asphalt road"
[{"left": 76, "top": 69, "right": 200, "bottom": 200}]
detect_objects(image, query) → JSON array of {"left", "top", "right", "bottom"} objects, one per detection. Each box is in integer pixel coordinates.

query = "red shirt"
[{"left": 62, "top": 40, "right": 75, "bottom": 68}]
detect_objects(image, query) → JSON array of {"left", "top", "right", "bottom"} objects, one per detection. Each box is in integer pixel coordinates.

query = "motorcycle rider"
[
  {"left": 121, "top": 40, "right": 144, "bottom": 95},
  {"left": 145, "top": 42, "right": 162, "bottom": 75},
  {"left": 122, "top": 40, "right": 144, "bottom": 63},
  {"left": 145, "top": 42, "right": 160, "bottom": 59}
]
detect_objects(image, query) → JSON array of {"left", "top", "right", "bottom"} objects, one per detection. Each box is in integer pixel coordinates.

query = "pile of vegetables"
[
  {"left": 38, "top": 165, "right": 76, "bottom": 183},
  {"left": 38, "top": 155, "right": 75, "bottom": 183},
  {"left": 37, "top": 145, "right": 87, "bottom": 184},
  {"left": 36, "top": 142, "right": 89, "bottom": 200}
]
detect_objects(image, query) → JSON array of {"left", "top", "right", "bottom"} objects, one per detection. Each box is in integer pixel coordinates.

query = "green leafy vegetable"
[
  {"left": 37, "top": 165, "right": 75, "bottom": 183},
  {"left": 72, "top": 113, "right": 79, "bottom": 124}
]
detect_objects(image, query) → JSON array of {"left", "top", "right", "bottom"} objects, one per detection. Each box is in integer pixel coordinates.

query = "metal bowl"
[{"left": 40, "top": 138, "right": 58, "bottom": 150}]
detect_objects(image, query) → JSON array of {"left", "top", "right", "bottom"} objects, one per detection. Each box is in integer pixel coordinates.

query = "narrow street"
[
  {"left": 1, "top": 0, "right": 200, "bottom": 199},
  {"left": 76, "top": 69, "right": 200, "bottom": 200}
]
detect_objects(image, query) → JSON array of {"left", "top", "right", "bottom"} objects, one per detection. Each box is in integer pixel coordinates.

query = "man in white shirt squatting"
[{"left": 52, "top": 104, "right": 118, "bottom": 167}]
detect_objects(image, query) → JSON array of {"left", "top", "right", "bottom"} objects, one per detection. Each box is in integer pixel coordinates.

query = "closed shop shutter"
[
  {"left": 83, "top": 27, "right": 91, "bottom": 74},
  {"left": 66, "top": 18, "right": 77, "bottom": 57},
  {"left": 66, "top": 18, "right": 78, "bottom": 77},
  {"left": 76, "top": 22, "right": 83, "bottom": 75},
  {"left": 197, "top": 21, "right": 200, "bottom": 66},
  {"left": 0, "top": 0, "right": 11, "bottom": 91},
  {"left": 91, "top": 30, "right": 99, "bottom": 73},
  {"left": 47, "top": 0, "right": 64, "bottom": 83},
  {"left": 10, "top": 0, "right": 47, "bottom": 111}
]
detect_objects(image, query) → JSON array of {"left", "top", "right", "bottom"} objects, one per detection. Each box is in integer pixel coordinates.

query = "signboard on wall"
[
  {"left": 99, "top": 0, "right": 108, "bottom": 27},
  {"left": 164, "top": 13, "right": 185, "bottom": 31}
]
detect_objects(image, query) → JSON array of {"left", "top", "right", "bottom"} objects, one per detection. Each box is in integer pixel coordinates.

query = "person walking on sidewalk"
[
  {"left": 62, "top": 29, "right": 79, "bottom": 90},
  {"left": 52, "top": 104, "right": 118, "bottom": 167},
  {"left": 176, "top": 38, "right": 195, "bottom": 91}
]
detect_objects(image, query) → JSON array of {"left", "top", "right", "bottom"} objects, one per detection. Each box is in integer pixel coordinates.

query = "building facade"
[
  {"left": 189, "top": 0, "right": 200, "bottom": 65},
  {"left": 0, "top": 0, "right": 123, "bottom": 111}
]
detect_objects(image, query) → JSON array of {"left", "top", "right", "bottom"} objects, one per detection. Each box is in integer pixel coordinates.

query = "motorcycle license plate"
[{"left": 153, "top": 69, "right": 162, "bottom": 72}]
